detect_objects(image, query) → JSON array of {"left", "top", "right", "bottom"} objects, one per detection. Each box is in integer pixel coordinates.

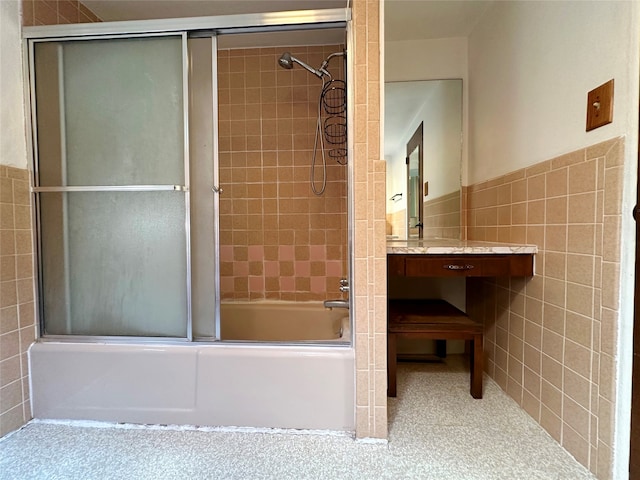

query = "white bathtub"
[
  {"left": 29, "top": 341, "right": 355, "bottom": 431},
  {"left": 220, "top": 301, "right": 350, "bottom": 342}
]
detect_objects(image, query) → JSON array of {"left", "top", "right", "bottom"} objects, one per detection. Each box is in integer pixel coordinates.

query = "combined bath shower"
[{"left": 277, "top": 50, "right": 346, "bottom": 195}]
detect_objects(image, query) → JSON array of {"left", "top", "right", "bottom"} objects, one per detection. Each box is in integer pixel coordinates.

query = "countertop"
[{"left": 387, "top": 238, "right": 538, "bottom": 255}]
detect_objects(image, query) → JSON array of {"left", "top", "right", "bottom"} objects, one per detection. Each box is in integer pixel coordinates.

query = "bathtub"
[
  {"left": 220, "top": 301, "right": 349, "bottom": 342},
  {"left": 29, "top": 306, "right": 355, "bottom": 431}
]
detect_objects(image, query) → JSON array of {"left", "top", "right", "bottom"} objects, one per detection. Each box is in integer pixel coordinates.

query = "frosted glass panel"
[
  {"left": 40, "top": 192, "right": 188, "bottom": 337},
  {"left": 34, "top": 36, "right": 184, "bottom": 186}
]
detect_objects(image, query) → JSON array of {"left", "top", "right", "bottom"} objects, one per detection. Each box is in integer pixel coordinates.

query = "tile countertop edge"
[{"left": 386, "top": 241, "right": 538, "bottom": 255}]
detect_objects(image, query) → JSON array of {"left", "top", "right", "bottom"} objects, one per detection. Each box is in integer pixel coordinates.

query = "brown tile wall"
[
  {"left": 217, "top": 45, "right": 348, "bottom": 301},
  {"left": 423, "top": 190, "right": 461, "bottom": 239},
  {"left": 465, "top": 137, "right": 624, "bottom": 479},
  {"left": 0, "top": 166, "right": 35, "bottom": 437},
  {"left": 386, "top": 190, "right": 461, "bottom": 240},
  {"left": 22, "top": 0, "right": 101, "bottom": 26},
  {"left": 352, "top": 0, "right": 386, "bottom": 439},
  {"left": 386, "top": 208, "right": 405, "bottom": 239}
]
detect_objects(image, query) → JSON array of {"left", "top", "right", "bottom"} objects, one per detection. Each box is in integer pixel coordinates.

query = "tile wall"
[
  {"left": 422, "top": 190, "right": 461, "bottom": 239},
  {"left": 465, "top": 137, "right": 624, "bottom": 479},
  {"left": 351, "top": 0, "right": 386, "bottom": 439},
  {"left": 22, "top": 0, "right": 101, "bottom": 26},
  {"left": 217, "top": 45, "right": 348, "bottom": 301},
  {"left": 0, "top": 167, "right": 35, "bottom": 437},
  {"left": 386, "top": 208, "right": 406, "bottom": 240}
]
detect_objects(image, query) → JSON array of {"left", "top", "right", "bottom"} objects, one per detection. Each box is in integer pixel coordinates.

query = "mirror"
[{"left": 385, "top": 79, "right": 463, "bottom": 240}]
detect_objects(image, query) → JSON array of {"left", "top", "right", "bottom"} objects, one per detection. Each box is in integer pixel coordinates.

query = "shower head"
[
  {"left": 278, "top": 52, "right": 323, "bottom": 79},
  {"left": 278, "top": 52, "right": 294, "bottom": 69}
]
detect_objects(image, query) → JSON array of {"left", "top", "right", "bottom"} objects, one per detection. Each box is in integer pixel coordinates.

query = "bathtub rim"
[{"left": 30, "top": 336, "right": 353, "bottom": 348}]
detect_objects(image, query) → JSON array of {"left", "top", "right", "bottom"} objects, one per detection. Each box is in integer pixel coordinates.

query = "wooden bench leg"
[
  {"left": 387, "top": 332, "right": 397, "bottom": 397},
  {"left": 470, "top": 333, "right": 483, "bottom": 399}
]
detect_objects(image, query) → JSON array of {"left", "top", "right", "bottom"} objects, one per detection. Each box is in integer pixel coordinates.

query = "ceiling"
[
  {"left": 385, "top": 1, "right": 492, "bottom": 42},
  {"left": 82, "top": 0, "right": 492, "bottom": 41}
]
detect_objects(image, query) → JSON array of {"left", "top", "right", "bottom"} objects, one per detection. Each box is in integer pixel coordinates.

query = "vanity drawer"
[
  {"left": 406, "top": 255, "right": 509, "bottom": 277},
  {"left": 389, "top": 254, "right": 534, "bottom": 277}
]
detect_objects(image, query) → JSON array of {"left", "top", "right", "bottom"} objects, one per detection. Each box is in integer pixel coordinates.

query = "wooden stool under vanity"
[
  {"left": 386, "top": 240, "right": 537, "bottom": 400},
  {"left": 387, "top": 299, "right": 484, "bottom": 399}
]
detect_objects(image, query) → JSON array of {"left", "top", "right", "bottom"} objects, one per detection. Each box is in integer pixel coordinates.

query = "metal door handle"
[
  {"left": 443, "top": 264, "right": 475, "bottom": 271},
  {"left": 212, "top": 186, "right": 223, "bottom": 194}
]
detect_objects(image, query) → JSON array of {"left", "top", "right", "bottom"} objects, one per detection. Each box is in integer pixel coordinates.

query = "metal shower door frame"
[
  {"left": 23, "top": 8, "right": 352, "bottom": 344},
  {"left": 26, "top": 31, "right": 193, "bottom": 341}
]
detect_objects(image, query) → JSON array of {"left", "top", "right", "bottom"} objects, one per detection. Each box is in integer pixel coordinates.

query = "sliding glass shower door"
[{"left": 32, "top": 35, "right": 190, "bottom": 337}]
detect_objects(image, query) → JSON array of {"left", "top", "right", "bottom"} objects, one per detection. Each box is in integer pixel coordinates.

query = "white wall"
[
  {"left": 385, "top": 37, "right": 467, "bottom": 82},
  {"left": 468, "top": 0, "right": 638, "bottom": 185},
  {"left": 468, "top": 2, "right": 640, "bottom": 478},
  {"left": 0, "top": 0, "right": 28, "bottom": 169},
  {"left": 420, "top": 81, "right": 462, "bottom": 199}
]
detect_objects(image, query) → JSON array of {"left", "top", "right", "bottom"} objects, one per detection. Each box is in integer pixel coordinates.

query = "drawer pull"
[{"left": 444, "top": 264, "right": 475, "bottom": 271}]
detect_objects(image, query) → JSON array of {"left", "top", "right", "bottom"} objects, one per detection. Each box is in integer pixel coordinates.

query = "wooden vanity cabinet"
[
  {"left": 386, "top": 251, "right": 535, "bottom": 399},
  {"left": 388, "top": 253, "right": 534, "bottom": 278}
]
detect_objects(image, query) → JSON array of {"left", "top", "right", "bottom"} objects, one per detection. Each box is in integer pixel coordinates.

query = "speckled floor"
[{"left": 0, "top": 356, "right": 595, "bottom": 480}]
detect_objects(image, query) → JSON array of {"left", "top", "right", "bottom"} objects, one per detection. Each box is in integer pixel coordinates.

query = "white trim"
[{"left": 22, "top": 9, "right": 350, "bottom": 39}]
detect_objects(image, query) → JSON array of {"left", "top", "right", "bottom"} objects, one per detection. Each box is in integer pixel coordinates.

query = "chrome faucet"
[{"left": 325, "top": 278, "right": 350, "bottom": 309}]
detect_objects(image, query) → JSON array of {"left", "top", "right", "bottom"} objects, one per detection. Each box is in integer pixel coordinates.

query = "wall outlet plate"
[{"left": 586, "top": 79, "right": 614, "bottom": 132}]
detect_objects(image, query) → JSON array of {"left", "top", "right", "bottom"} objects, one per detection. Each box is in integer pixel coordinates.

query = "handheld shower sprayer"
[
  {"left": 277, "top": 50, "right": 347, "bottom": 195},
  {"left": 278, "top": 52, "right": 324, "bottom": 79}
]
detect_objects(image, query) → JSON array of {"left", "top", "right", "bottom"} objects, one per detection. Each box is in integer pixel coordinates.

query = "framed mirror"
[{"left": 385, "top": 79, "right": 463, "bottom": 240}]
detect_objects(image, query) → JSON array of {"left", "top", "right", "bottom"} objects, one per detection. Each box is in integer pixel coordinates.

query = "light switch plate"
[{"left": 586, "top": 79, "right": 614, "bottom": 131}]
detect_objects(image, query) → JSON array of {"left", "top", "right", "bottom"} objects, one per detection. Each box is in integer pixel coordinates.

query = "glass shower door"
[{"left": 32, "top": 35, "right": 190, "bottom": 337}]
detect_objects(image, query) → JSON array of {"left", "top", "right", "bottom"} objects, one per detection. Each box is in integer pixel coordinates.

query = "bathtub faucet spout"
[{"left": 324, "top": 299, "right": 349, "bottom": 310}]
